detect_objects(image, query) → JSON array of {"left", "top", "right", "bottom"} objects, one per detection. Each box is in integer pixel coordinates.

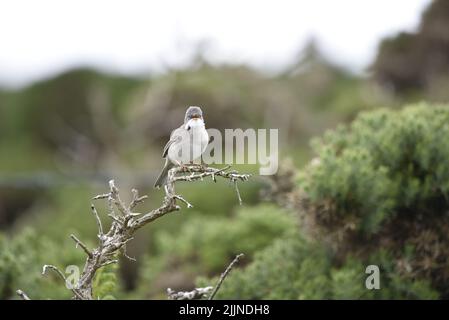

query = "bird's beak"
[{"left": 191, "top": 114, "right": 201, "bottom": 119}]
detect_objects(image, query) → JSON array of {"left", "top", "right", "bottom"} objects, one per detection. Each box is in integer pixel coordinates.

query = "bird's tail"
[{"left": 154, "top": 161, "right": 174, "bottom": 188}]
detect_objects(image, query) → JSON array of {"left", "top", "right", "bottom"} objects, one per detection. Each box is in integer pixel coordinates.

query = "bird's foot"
[{"left": 176, "top": 161, "right": 193, "bottom": 172}]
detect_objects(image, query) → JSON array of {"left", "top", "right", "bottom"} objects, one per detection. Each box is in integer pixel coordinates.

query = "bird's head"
[
  {"left": 184, "top": 106, "right": 205, "bottom": 129},
  {"left": 185, "top": 106, "right": 203, "bottom": 121}
]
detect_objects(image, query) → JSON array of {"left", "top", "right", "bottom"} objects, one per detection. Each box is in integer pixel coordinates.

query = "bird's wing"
[{"left": 162, "top": 126, "right": 185, "bottom": 158}]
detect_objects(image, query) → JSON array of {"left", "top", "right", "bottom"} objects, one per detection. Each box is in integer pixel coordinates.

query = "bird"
[{"left": 154, "top": 106, "right": 209, "bottom": 188}]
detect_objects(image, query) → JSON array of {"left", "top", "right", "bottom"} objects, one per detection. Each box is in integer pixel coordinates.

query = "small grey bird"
[{"left": 154, "top": 106, "right": 209, "bottom": 188}]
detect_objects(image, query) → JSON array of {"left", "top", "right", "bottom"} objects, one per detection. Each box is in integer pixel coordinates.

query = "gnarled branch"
[{"left": 18, "top": 165, "right": 250, "bottom": 300}]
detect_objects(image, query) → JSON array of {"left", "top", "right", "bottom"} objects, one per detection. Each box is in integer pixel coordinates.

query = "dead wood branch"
[{"left": 18, "top": 165, "right": 250, "bottom": 300}]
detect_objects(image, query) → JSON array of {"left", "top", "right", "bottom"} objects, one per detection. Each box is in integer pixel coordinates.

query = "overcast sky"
[{"left": 0, "top": 0, "right": 432, "bottom": 87}]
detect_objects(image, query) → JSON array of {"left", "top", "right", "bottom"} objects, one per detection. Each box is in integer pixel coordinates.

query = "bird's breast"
[{"left": 168, "top": 127, "right": 208, "bottom": 164}]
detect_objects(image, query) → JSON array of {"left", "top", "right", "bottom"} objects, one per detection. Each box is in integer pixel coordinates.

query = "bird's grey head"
[{"left": 184, "top": 106, "right": 203, "bottom": 123}]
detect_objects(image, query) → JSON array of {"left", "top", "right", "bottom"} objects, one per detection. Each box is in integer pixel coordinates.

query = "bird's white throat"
[{"left": 185, "top": 118, "right": 205, "bottom": 130}]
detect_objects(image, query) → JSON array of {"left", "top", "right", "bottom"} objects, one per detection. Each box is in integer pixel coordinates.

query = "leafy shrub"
[
  {"left": 297, "top": 103, "right": 449, "bottom": 296},
  {"left": 135, "top": 204, "right": 296, "bottom": 297},
  {"left": 0, "top": 228, "right": 85, "bottom": 299},
  {"left": 93, "top": 262, "right": 118, "bottom": 300},
  {"left": 198, "top": 233, "right": 438, "bottom": 299},
  {"left": 155, "top": 204, "right": 296, "bottom": 272},
  {"left": 0, "top": 227, "right": 122, "bottom": 300}
]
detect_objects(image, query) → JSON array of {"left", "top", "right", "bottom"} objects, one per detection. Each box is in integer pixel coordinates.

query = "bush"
[
  {"left": 156, "top": 204, "right": 296, "bottom": 271},
  {"left": 135, "top": 204, "right": 296, "bottom": 297},
  {"left": 198, "top": 233, "right": 438, "bottom": 299},
  {"left": 297, "top": 103, "right": 449, "bottom": 296},
  {"left": 0, "top": 228, "right": 86, "bottom": 299}
]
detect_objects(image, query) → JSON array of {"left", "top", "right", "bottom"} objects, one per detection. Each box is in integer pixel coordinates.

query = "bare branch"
[
  {"left": 208, "top": 253, "right": 244, "bottom": 300},
  {"left": 173, "top": 195, "right": 194, "bottom": 208},
  {"left": 42, "top": 264, "right": 85, "bottom": 300},
  {"left": 70, "top": 234, "right": 93, "bottom": 258},
  {"left": 16, "top": 289, "right": 31, "bottom": 300},
  {"left": 233, "top": 181, "right": 243, "bottom": 206},
  {"left": 42, "top": 264, "right": 67, "bottom": 282},
  {"left": 99, "top": 259, "right": 118, "bottom": 268},
  {"left": 122, "top": 244, "right": 136, "bottom": 262},
  {"left": 22, "top": 165, "right": 249, "bottom": 300},
  {"left": 108, "top": 179, "right": 129, "bottom": 216},
  {"left": 167, "top": 287, "right": 213, "bottom": 300},
  {"left": 173, "top": 165, "right": 250, "bottom": 184},
  {"left": 108, "top": 213, "right": 122, "bottom": 224},
  {"left": 129, "top": 188, "right": 148, "bottom": 210},
  {"left": 90, "top": 204, "right": 103, "bottom": 236},
  {"left": 92, "top": 193, "right": 110, "bottom": 200}
]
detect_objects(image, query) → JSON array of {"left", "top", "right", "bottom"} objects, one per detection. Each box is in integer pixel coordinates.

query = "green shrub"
[
  {"left": 198, "top": 233, "right": 438, "bottom": 299},
  {"left": 0, "top": 228, "right": 85, "bottom": 299},
  {"left": 155, "top": 204, "right": 296, "bottom": 272},
  {"left": 135, "top": 204, "right": 296, "bottom": 298},
  {"left": 300, "top": 103, "right": 449, "bottom": 232},
  {"left": 197, "top": 235, "right": 330, "bottom": 299},
  {"left": 297, "top": 103, "right": 449, "bottom": 296},
  {"left": 93, "top": 262, "right": 118, "bottom": 300}
]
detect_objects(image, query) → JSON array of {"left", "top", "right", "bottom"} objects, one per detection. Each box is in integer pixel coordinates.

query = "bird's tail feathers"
[{"left": 154, "top": 162, "right": 174, "bottom": 189}]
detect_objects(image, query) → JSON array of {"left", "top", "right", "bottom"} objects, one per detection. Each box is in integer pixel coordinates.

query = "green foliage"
[
  {"left": 299, "top": 103, "right": 449, "bottom": 233},
  {"left": 135, "top": 204, "right": 296, "bottom": 297},
  {"left": 1, "top": 27, "right": 445, "bottom": 299},
  {"left": 0, "top": 228, "right": 85, "bottom": 300},
  {"left": 0, "top": 226, "right": 120, "bottom": 300},
  {"left": 295, "top": 103, "right": 449, "bottom": 297},
  {"left": 200, "top": 233, "right": 438, "bottom": 300},
  {"left": 93, "top": 262, "right": 119, "bottom": 300},
  {"left": 156, "top": 204, "right": 296, "bottom": 272}
]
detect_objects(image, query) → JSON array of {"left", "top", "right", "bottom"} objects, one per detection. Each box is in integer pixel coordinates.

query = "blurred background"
[{"left": 1, "top": 0, "right": 449, "bottom": 299}]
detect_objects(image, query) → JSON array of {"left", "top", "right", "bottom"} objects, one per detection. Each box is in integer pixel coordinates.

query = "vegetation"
[
  {"left": 197, "top": 103, "right": 449, "bottom": 299},
  {"left": 1, "top": 0, "right": 448, "bottom": 300}
]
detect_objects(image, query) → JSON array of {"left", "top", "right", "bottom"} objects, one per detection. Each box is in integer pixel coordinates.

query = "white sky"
[{"left": 0, "top": 0, "right": 432, "bottom": 87}]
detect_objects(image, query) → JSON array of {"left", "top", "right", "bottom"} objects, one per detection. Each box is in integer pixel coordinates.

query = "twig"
[
  {"left": 70, "top": 234, "right": 93, "bottom": 258},
  {"left": 122, "top": 244, "right": 136, "bottom": 262},
  {"left": 92, "top": 193, "right": 109, "bottom": 200},
  {"left": 233, "top": 180, "right": 243, "bottom": 206},
  {"left": 208, "top": 253, "right": 244, "bottom": 300},
  {"left": 167, "top": 287, "right": 213, "bottom": 300},
  {"left": 173, "top": 195, "right": 194, "bottom": 208},
  {"left": 99, "top": 259, "right": 118, "bottom": 268},
  {"left": 129, "top": 188, "right": 148, "bottom": 210},
  {"left": 16, "top": 290, "right": 31, "bottom": 300},
  {"left": 42, "top": 265, "right": 84, "bottom": 300},
  {"left": 108, "top": 180, "right": 128, "bottom": 216},
  {"left": 90, "top": 204, "right": 103, "bottom": 236},
  {"left": 108, "top": 213, "right": 122, "bottom": 224},
  {"left": 42, "top": 264, "right": 67, "bottom": 282}
]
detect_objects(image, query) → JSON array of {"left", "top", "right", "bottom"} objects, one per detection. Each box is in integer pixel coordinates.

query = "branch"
[
  {"left": 70, "top": 234, "right": 93, "bottom": 258},
  {"left": 20, "top": 165, "right": 250, "bottom": 300},
  {"left": 167, "top": 252, "right": 245, "bottom": 301},
  {"left": 129, "top": 188, "right": 148, "bottom": 211},
  {"left": 167, "top": 287, "right": 213, "bottom": 300},
  {"left": 42, "top": 264, "right": 67, "bottom": 282},
  {"left": 208, "top": 253, "right": 244, "bottom": 300},
  {"left": 16, "top": 290, "right": 31, "bottom": 300},
  {"left": 90, "top": 204, "right": 103, "bottom": 236},
  {"left": 42, "top": 264, "right": 84, "bottom": 300}
]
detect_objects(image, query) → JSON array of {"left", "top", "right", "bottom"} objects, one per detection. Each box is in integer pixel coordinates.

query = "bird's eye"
[{"left": 187, "top": 126, "right": 191, "bottom": 131}]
